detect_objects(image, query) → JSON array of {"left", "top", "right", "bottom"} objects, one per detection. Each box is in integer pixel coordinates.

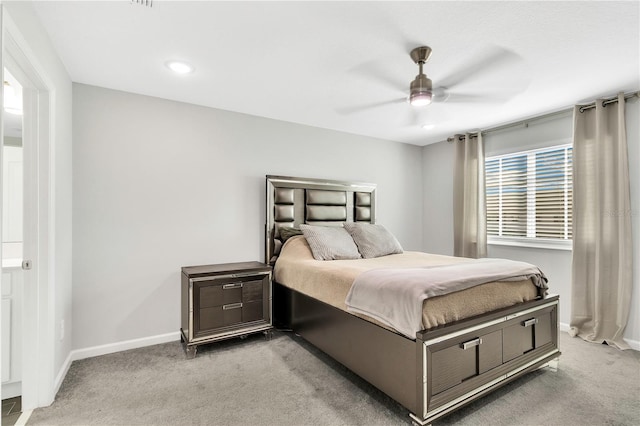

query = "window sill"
[{"left": 488, "top": 237, "right": 572, "bottom": 251}]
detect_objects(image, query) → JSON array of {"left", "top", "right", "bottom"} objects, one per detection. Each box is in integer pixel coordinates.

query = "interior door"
[{"left": 1, "top": 67, "right": 24, "bottom": 399}]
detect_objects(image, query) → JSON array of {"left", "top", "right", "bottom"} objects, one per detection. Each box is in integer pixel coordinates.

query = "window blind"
[{"left": 486, "top": 145, "right": 572, "bottom": 241}]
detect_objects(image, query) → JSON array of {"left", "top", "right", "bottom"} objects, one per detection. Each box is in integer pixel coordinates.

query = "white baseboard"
[
  {"left": 54, "top": 351, "right": 74, "bottom": 396},
  {"left": 15, "top": 409, "right": 32, "bottom": 426},
  {"left": 70, "top": 331, "right": 181, "bottom": 362},
  {"left": 626, "top": 339, "right": 640, "bottom": 351},
  {"left": 559, "top": 322, "right": 640, "bottom": 351}
]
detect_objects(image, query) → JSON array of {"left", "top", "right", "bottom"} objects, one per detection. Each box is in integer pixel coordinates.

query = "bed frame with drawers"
[{"left": 265, "top": 175, "right": 560, "bottom": 425}]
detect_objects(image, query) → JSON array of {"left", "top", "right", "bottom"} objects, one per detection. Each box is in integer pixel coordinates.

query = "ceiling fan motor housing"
[{"left": 410, "top": 74, "right": 433, "bottom": 106}]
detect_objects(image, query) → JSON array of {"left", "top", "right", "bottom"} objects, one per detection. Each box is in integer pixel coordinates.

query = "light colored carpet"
[{"left": 28, "top": 331, "right": 639, "bottom": 425}]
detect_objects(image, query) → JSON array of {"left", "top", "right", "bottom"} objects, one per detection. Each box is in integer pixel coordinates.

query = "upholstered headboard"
[{"left": 265, "top": 175, "right": 377, "bottom": 264}]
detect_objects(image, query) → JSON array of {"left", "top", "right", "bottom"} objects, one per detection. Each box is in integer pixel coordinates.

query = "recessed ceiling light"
[
  {"left": 422, "top": 124, "right": 435, "bottom": 130},
  {"left": 165, "top": 61, "right": 194, "bottom": 74}
]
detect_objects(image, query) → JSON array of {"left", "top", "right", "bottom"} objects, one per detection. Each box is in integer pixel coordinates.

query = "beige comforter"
[{"left": 275, "top": 236, "right": 540, "bottom": 333}]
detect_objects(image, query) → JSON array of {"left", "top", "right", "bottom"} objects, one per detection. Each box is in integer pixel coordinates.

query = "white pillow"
[
  {"left": 343, "top": 223, "right": 403, "bottom": 259},
  {"left": 299, "top": 224, "right": 362, "bottom": 261}
]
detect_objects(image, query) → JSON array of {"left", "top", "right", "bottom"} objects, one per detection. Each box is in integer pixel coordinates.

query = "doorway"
[{"left": 1, "top": 68, "right": 24, "bottom": 410}]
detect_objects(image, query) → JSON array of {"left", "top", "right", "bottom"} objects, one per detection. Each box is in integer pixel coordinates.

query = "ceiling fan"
[
  {"left": 408, "top": 46, "right": 434, "bottom": 107},
  {"left": 338, "top": 44, "right": 527, "bottom": 117}
]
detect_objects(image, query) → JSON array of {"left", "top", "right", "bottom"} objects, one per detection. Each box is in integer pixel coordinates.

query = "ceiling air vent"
[{"left": 131, "top": 0, "right": 153, "bottom": 8}]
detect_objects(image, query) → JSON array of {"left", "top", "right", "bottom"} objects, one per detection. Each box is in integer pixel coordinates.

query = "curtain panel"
[
  {"left": 453, "top": 133, "right": 487, "bottom": 259},
  {"left": 570, "top": 93, "right": 633, "bottom": 349}
]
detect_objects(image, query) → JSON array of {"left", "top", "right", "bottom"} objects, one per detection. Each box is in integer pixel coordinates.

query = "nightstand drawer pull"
[
  {"left": 522, "top": 318, "right": 538, "bottom": 327},
  {"left": 460, "top": 338, "right": 483, "bottom": 350},
  {"left": 223, "top": 283, "right": 243, "bottom": 290},
  {"left": 223, "top": 302, "right": 243, "bottom": 310}
]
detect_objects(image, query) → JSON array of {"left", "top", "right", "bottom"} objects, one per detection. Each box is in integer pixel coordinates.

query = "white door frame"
[{"left": 1, "top": 7, "right": 56, "bottom": 409}]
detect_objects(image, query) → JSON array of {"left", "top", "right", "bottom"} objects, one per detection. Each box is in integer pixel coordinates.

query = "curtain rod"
[
  {"left": 578, "top": 91, "right": 639, "bottom": 113},
  {"left": 447, "top": 91, "right": 639, "bottom": 143}
]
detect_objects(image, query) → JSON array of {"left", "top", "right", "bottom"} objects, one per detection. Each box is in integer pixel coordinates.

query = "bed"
[{"left": 265, "top": 175, "right": 560, "bottom": 425}]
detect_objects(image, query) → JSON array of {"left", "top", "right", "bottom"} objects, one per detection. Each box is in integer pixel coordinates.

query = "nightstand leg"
[
  {"left": 264, "top": 330, "right": 273, "bottom": 341},
  {"left": 185, "top": 345, "right": 197, "bottom": 359}
]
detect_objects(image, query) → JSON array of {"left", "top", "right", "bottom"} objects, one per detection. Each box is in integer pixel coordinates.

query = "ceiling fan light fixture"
[
  {"left": 409, "top": 74, "right": 432, "bottom": 106},
  {"left": 410, "top": 90, "right": 432, "bottom": 107}
]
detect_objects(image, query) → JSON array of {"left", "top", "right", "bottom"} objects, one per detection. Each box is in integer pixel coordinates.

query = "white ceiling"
[{"left": 32, "top": 1, "right": 640, "bottom": 146}]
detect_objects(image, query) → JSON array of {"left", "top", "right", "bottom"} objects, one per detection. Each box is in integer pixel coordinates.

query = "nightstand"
[{"left": 180, "top": 261, "right": 272, "bottom": 357}]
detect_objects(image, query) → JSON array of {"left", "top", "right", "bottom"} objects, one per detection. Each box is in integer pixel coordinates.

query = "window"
[{"left": 485, "top": 144, "right": 572, "bottom": 249}]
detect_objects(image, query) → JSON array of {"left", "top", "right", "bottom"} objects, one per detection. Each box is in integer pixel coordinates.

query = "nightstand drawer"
[
  {"left": 199, "top": 304, "right": 243, "bottom": 330},
  {"left": 199, "top": 281, "right": 243, "bottom": 308},
  {"left": 197, "top": 301, "right": 263, "bottom": 332}
]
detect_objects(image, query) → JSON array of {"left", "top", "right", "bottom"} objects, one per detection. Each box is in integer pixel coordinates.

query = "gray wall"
[
  {"left": 72, "top": 84, "right": 423, "bottom": 350},
  {"left": 73, "top": 82, "right": 640, "bottom": 350},
  {"left": 422, "top": 99, "right": 640, "bottom": 345}
]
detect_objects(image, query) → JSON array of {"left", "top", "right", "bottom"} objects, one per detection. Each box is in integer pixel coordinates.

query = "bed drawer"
[
  {"left": 430, "top": 329, "right": 502, "bottom": 395},
  {"left": 503, "top": 307, "right": 554, "bottom": 362},
  {"left": 422, "top": 298, "right": 559, "bottom": 414},
  {"left": 431, "top": 307, "right": 553, "bottom": 396}
]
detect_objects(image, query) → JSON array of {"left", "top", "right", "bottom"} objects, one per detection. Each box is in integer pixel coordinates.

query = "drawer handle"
[
  {"left": 522, "top": 318, "right": 538, "bottom": 327},
  {"left": 460, "top": 338, "right": 483, "bottom": 350},
  {"left": 223, "top": 283, "right": 243, "bottom": 290},
  {"left": 223, "top": 302, "right": 243, "bottom": 310}
]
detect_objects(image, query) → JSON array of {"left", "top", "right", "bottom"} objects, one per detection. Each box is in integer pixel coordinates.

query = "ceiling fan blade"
[
  {"left": 437, "top": 45, "right": 524, "bottom": 90},
  {"left": 347, "top": 60, "right": 406, "bottom": 93},
  {"left": 336, "top": 98, "right": 406, "bottom": 115},
  {"left": 432, "top": 91, "right": 511, "bottom": 104}
]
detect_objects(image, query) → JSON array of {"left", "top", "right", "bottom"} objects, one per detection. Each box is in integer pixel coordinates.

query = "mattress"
[{"left": 274, "top": 236, "right": 539, "bottom": 332}]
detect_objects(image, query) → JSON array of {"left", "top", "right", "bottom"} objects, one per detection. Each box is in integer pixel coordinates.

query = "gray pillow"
[
  {"left": 300, "top": 224, "right": 362, "bottom": 261},
  {"left": 343, "top": 223, "right": 403, "bottom": 258},
  {"left": 279, "top": 227, "right": 304, "bottom": 242}
]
